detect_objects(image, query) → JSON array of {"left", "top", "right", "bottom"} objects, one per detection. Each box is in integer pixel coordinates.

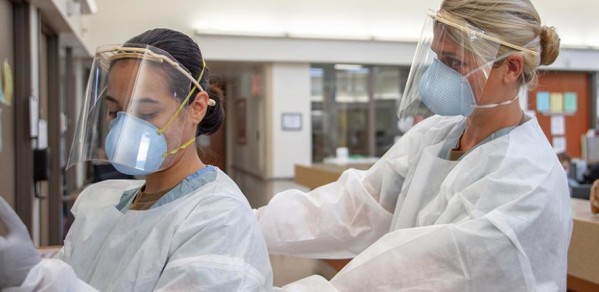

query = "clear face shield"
[
  {"left": 68, "top": 44, "right": 209, "bottom": 176},
  {"left": 397, "top": 11, "right": 536, "bottom": 124}
]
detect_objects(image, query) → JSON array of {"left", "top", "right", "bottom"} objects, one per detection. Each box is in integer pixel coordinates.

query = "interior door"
[{"left": 528, "top": 71, "right": 591, "bottom": 158}]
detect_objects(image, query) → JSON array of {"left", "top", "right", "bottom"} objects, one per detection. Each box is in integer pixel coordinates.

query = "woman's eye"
[
  {"left": 448, "top": 58, "right": 465, "bottom": 71},
  {"left": 108, "top": 111, "right": 117, "bottom": 119},
  {"left": 136, "top": 112, "right": 157, "bottom": 121},
  {"left": 439, "top": 55, "right": 466, "bottom": 72}
]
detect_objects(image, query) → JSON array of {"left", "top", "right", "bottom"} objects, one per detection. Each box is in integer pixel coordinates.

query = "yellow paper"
[
  {"left": 2, "top": 59, "right": 13, "bottom": 105},
  {"left": 0, "top": 63, "right": 3, "bottom": 104},
  {"left": 550, "top": 92, "right": 563, "bottom": 113}
]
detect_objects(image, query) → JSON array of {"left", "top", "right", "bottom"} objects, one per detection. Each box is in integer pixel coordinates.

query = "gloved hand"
[{"left": 0, "top": 196, "right": 41, "bottom": 288}]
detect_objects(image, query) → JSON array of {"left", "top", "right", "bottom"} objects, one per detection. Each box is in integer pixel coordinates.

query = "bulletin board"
[{"left": 528, "top": 71, "right": 591, "bottom": 158}]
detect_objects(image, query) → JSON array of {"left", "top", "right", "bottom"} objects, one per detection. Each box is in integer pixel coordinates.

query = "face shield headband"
[{"left": 97, "top": 45, "right": 216, "bottom": 110}]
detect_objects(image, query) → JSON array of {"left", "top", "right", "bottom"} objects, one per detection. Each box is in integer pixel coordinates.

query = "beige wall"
[{"left": 0, "top": 0, "right": 15, "bottom": 207}]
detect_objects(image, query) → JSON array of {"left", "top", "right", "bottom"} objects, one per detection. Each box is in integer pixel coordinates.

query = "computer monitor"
[{"left": 570, "top": 184, "right": 591, "bottom": 200}]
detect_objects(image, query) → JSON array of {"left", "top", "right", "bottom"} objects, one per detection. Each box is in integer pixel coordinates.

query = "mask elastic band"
[
  {"left": 158, "top": 59, "right": 211, "bottom": 135},
  {"left": 461, "top": 51, "right": 514, "bottom": 81},
  {"left": 162, "top": 136, "right": 197, "bottom": 158},
  {"left": 473, "top": 95, "right": 519, "bottom": 109}
]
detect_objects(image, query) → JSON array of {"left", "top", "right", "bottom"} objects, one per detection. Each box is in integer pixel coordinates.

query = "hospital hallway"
[
  {"left": 230, "top": 169, "right": 339, "bottom": 287},
  {"left": 2, "top": 0, "right": 599, "bottom": 290}
]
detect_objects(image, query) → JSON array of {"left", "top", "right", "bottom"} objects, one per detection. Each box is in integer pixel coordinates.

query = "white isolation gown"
[
  {"left": 257, "top": 115, "right": 572, "bottom": 291},
  {"left": 12, "top": 167, "right": 273, "bottom": 291}
]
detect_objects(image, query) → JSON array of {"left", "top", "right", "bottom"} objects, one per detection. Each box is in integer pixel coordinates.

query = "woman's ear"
[
  {"left": 503, "top": 54, "right": 524, "bottom": 84},
  {"left": 189, "top": 91, "right": 209, "bottom": 124}
]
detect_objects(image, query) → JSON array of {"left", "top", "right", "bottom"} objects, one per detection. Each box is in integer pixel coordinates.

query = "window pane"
[
  {"left": 373, "top": 66, "right": 405, "bottom": 157},
  {"left": 310, "top": 64, "right": 408, "bottom": 162},
  {"left": 310, "top": 67, "right": 328, "bottom": 162},
  {"left": 335, "top": 66, "right": 370, "bottom": 157}
]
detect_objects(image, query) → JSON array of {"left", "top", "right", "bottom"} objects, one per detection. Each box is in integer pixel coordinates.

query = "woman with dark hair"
[{"left": 0, "top": 28, "right": 273, "bottom": 291}]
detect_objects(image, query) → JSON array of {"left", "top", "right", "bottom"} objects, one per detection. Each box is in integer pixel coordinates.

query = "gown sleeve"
[
  {"left": 5, "top": 260, "right": 97, "bottom": 292},
  {"left": 278, "top": 216, "right": 537, "bottom": 292},
  {"left": 255, "top": 118, "right": 430, "bottom": 258}
]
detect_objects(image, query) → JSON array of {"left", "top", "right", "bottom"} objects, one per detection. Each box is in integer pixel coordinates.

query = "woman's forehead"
[
  {"left": 104, "top": 58, "right": 190, "bottom": 112},
  {"left": 432, "top": 32, "right": 482, "bottom": 63},
  {"left": 107, "top": 60, "right": 170, "bottom": 99},
  {"left": 432, "top": 31, "right": 463, "bottom": 57}
]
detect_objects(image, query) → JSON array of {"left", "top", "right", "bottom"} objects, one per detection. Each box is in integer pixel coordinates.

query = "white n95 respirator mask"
[
  {"left": 104, "top": 112, "right": 168, "bottom": 176},
  {"left": 418, "top": 59, "right": 476, "bottom": 117}
]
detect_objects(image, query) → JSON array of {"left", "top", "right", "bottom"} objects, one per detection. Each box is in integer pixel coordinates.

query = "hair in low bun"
[{"left": 539, "top": 26, "right": 560, "bottom": 66}]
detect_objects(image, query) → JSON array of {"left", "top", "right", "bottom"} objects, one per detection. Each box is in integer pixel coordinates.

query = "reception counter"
[
  {"left": 294, "top": 163, "right": 372, "bottom": 190},
  {"left": 568, "top": 199, "right": 599, "bottom": 291},
  {"left": 294, "top": 163, "right": 599, "bottom": 291},
  {"left": 294, "top": 163, "right": 373, "bottom": 272}
]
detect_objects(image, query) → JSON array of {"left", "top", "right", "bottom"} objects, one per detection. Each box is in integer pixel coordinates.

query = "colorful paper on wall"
[
  {"left": 564, "top": 92, "right": 577, "bottom": 113},
  {"left": 536, "top": 91, "right": 550, "bottom": 112},
  {"left": 550, "top": 92, "right": 564, "bottom": 113}
]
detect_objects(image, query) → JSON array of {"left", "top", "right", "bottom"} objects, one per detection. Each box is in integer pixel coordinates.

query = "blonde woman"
[{"left": 258, "top": 0, "right": 571, "bottom": 291}]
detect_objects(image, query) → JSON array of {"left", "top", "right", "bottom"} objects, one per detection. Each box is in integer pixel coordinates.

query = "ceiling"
[{"left": 82, "top": 0, "right": 599, "bottom": 51}]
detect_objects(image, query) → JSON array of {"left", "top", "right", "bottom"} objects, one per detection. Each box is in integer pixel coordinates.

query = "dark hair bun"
[{"left": 197, "top": 77, "right": 224, "bottom": 136}]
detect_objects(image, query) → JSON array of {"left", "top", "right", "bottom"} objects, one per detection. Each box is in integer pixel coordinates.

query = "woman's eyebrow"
[
  {"left": 105, "top": 96, "right": 160, "bottom": 108},
  {"left": 438, "top": 50, "right": 459, "bottom": 60},
  {"left": 105, "top": 95, "right": 118, "bottom": 103},
  {"left": 132, "top": 97, "right": 161, "bottom": 105}
]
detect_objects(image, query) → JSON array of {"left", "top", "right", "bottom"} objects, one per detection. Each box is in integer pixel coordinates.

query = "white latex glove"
[{"left": 0, "top": 197, "right": 41, "bottom": 288}]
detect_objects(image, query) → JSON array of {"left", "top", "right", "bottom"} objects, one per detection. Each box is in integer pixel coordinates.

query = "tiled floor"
[{"left": 230, "top": 170, "right": 338, "bottom": 287}]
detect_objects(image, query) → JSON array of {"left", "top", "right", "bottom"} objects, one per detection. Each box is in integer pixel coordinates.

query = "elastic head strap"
[
  {"left": 158, "top": 59, "right": 212, "bottom": 135},
  {"left": 162, "top": 136, "right": 197, "bottom": 158}
]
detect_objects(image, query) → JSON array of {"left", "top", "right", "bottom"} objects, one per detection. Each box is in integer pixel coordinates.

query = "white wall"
[
  {"left": 29, "top": 5, "right": 41, "bottom": 246},
  {"left": 552, "top": 49, "right": 599, "bottom": 71},
  {"left": 81, "top": 0, "right": 599, "bottom": 52},
  {"left": 195, "top": 34, "right": 599, "bottom": 71},
  {"left": 195, "top": 35, "right": 418, "bottom": 65},
  {"left": 269, "top": 63, "right": 311, "bottom": 178},
  {"left": 222, "top": 62, "right": 311, "bottom": 179}
]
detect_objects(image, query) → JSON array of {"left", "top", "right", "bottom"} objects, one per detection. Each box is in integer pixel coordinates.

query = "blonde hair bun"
[{"left": 540, "top": 26, "right": 560, "bottom": 66}]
